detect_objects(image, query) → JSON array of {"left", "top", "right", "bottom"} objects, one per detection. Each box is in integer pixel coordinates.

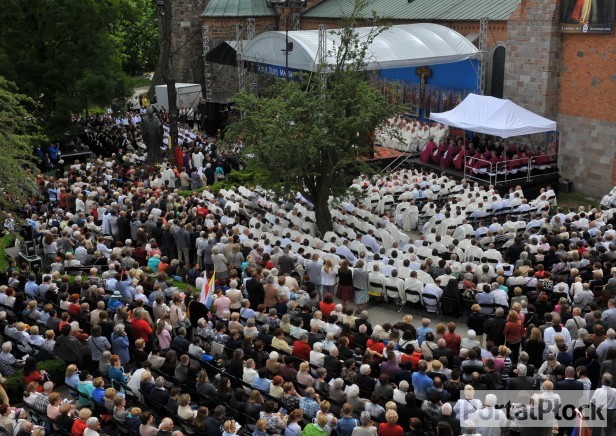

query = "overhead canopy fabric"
[
  {"left": 430, "top": 93, "right": 557, "bottom": 138},
  {"left": 241, "top": 23, "right": 479, "bottom": 72}
]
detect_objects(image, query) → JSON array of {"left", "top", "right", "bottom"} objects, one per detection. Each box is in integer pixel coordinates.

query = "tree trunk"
[
  {"left": 148, "top": 2, "right": 164, "bottom": 100},
  {"left": 159, "top": 0, "right": 178, "bottom": 152},
  {"left": 314, "top": 174, "right": 333, "bottom": 234},
  {"left": 314, "top": 193, "right": 333, "bottom": 234}
]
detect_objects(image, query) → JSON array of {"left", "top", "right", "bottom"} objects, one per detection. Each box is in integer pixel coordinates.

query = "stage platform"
[{"left": 366, "top": 147, "right": 560, "bottom": 199}]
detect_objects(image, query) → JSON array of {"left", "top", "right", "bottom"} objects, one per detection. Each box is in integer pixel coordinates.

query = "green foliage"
[
  {"left": 178, "top": 189, "right": 200, "bottom": 198},
  {"left": 116, "top": 0, "right": 160, "bottom": 75},
  {"left": 132, "top": 76, "right": 154, "bottom": 89},
  {"left": 4, "top": 359, "right": 67, "bottom": 404},
  {"left": 0, "top": 234, "right": 13, "bottom": 270},
  {"left": 0, "top": 0, "right": 135, "bottom": 131},
  {"left": 210, "top": 167, "right": 271, "bottom": 192},
  {"left": 557, "top": 192, "right": 598, "bottom": 210},
  {"left": 0, "top": 76, "right": 45, "bottom": 218},
  {"left": 223, "top": 1, "right": 402, "bottom": 233}
]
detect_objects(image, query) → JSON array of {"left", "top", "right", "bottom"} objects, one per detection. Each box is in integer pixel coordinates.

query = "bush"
[
  {"left": 211, "top": 166, "right": 268, "bottom": 192},
  {"left": 4, "top": 359, "right": 67, "bottom": 404},
  {"left": 0, "top": 233, "right": 14, "bottom": 270}
]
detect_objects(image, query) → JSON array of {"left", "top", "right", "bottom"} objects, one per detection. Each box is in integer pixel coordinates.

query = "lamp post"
[
  {"left": 156, "top": 0, "right": 178, "bottom": 155},
  {"left": 278, "top": 0, "right": 305, "bottom": 78}
]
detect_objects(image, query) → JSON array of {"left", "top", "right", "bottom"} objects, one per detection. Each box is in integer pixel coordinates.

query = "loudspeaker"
[
  {"left": 23, "top": 240, "right": 36, "bottom": 257},
  {"left": 19, "top": 253, "right": 42, "bottom": 270},
  {"left": 559, "top": 179, "right": 573, "bottom": 193},
  {"left": 202, "top": 102, "right": 224, "bottom": 136}
]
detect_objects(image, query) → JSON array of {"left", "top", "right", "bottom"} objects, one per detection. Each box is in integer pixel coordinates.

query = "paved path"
[{"left": 336, "top": 296, "right": 471, "bottom": 338}]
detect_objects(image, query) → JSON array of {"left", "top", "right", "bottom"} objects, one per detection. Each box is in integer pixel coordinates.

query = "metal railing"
[
  {"left": 383, "top": 141, "right": 416, "bottom": 172},
  {"left": 464, "top": 153, "right": 559, "bottom": 185},
  {"left": 464, "top": 156, "right": 494, "bottom": 184}
]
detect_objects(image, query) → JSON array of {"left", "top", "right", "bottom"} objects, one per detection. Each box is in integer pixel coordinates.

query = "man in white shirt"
[
  {"left": 84, "top": 417, "right": 101, "bottom": 436},
  {"left": 543, "top": 314, "right": 571, "bottom": 348},
  {"left": 335, "top": 239, "right": 357, "bottom": 264},
  {"left": 468, "top": 394, "right": 508, "bottom": 436},
  {"left": 597, "top": 329, "right": 616, "bottom": 361},
  {"left": 422, "top": 281, "right": 443, "bottom": 308},
  {"left": 591, "top": 373, "right": 616, "bottom": 435}
]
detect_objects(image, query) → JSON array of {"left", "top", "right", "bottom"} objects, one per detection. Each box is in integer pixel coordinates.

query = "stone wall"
[
  {"left": 203, "top": 16, "right": 278, "bottom": 99},
  {"left": 557, "top": 114, "right": 616, "bottom": 197},
  {"left": 171, "top": 0, "right": 208, "bottom": 85},
  {"left": 503, "top": 0, "right": 561, "bottom": 119}
]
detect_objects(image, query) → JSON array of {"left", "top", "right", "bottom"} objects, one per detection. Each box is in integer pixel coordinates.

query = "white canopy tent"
[
  {"left": 241, "top": 23, "right": 479, "bottom": 72},
  {"left": 430, "top": 93, "right": 557, "bottom": 138}
]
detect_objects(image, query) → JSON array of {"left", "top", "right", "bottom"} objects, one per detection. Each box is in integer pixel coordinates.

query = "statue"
[
  {"left": 415, "top": 66, "right": 432, "bottom": 103},
  {"left": 142, "top": 106, "right": 163, "bottom": 164}
]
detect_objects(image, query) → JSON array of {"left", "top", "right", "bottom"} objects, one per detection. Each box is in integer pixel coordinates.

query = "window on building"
[{"left": 490, "top": 46, "right": 506, "bottom": 99}]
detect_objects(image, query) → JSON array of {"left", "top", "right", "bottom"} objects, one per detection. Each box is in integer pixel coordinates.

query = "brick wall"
[
  {"left": 557, "top": 29, "right": 616, "bottom": 197},
  {"left": 503, "top": 0, "right": 561, "bottom": 119},
  {"left": 559, "top": 32, "right": 616, "bottom": 122}
]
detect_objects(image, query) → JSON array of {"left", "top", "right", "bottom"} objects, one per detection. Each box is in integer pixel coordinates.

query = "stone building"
[{"left": 170, "top": 0, "right": 616, "bottom": 197}]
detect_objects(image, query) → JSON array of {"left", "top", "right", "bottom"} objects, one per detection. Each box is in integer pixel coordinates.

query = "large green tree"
[
  {"left": 225, "top": 2, "right": 402, "bottom": 233},
  {"left": 0, "top": 0, "right": 134, "bottom": 130},
  {"left": 0, "top": 77, "right": 45, "bottom": 221},
  {"left": 116, "top": 0, "right": 159, "bottom": 75}
]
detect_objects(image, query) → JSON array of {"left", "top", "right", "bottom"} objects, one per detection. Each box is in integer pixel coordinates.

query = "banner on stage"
[{"left": 371, "top": 77, "right": 472, "bottom": 118}]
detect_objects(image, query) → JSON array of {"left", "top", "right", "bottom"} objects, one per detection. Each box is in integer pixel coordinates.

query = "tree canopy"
[
  {"left": 0, "top": 0, "right": 139, "bottom": 130},
  {"left": 0, "top": 76, "right": 45, "bottom": 222},
  {"left": 225, "top": 2, "right": 402, "bottom": 233},
  {"left": 117, "top": 0, "right": 159, "bottom": 75}
]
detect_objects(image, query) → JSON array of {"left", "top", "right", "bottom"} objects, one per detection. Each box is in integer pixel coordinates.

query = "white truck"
[{"left": 154, "top": 83, "right": 202, "bottom": 111}]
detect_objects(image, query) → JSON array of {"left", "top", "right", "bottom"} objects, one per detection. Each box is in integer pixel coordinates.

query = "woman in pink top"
[
  {"left": 156, "top": 319, "right": 171, "bottom": 350},
  {"left": 213, "top": 289, "right": 231, "bottom": 319}
]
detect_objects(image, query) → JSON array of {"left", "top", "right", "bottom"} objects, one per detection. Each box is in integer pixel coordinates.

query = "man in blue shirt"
[
  {"left": 116, "top": 273, "right": 135, "bottom": 304},
  {"left": 240, "top": 300, "right": 257, "bottom": 319},
  {"left": 337, "top": 405, "right": 361, "bottom": 436},
  {"left": 417, "top": 318, "right": 434, "bottom": 346},
  {"left": 299, "top": 387, "right": 321, "bottom": 419},
  {"left": 251, "top": 368, "right": 272, "bottom": 393},
  {"left": 411, "top": 360, "right": 433, "bottom": 402},
  {"left": 24, "top": 274, "right": 39, "bottom": 300}
]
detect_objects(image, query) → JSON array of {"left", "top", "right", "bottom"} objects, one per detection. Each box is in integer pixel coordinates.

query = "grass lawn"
[
  {"left": 557, "top": 191, "right": 600, "bottom": 210},
  {"left": 0, "top": 234, "right": 13, "bottom": 270},
  {"left": 132, "top": 75, "right": 152, "bottom": 89}
]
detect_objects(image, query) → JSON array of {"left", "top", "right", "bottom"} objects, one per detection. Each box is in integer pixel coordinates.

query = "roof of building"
[
  {"left": 202, "top": 0, "right": 277, "bottom": 18},
  {"left": 303, "top": 0, "right": 521, "bottom": 21}
]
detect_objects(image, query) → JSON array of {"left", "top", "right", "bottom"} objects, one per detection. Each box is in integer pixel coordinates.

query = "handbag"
[{"left": 173, "top": 307, "right": 191, "bottom": 329}]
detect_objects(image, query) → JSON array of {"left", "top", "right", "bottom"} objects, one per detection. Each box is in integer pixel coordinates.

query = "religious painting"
[
  {"left": 423, "top": 87, "right": 432, "bottom": 118},
  {"left": 442, "top": 90, "right": 454, "bottom": 112},
  {"left": 454, "top": 91, "right": 463, "bottom": 108},
  {"left": 405, "top": 84, "right": 420, "bottom": 116},
  {"left": 393, "top": 82, "right": 403, "bottom": 104},
  {"left": 546, "top": 131, "right": 560, "bottom": 155},
  {"left": 430, "top": 87, "right": 441, "bottom": 114},
  {"left": 560, "top": 0, "right": 615, "bottom": 33}
]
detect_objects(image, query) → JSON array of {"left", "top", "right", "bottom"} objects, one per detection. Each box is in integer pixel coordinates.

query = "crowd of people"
[{"left": 0, "top": 112, "right": 616, "bottom": 436}]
